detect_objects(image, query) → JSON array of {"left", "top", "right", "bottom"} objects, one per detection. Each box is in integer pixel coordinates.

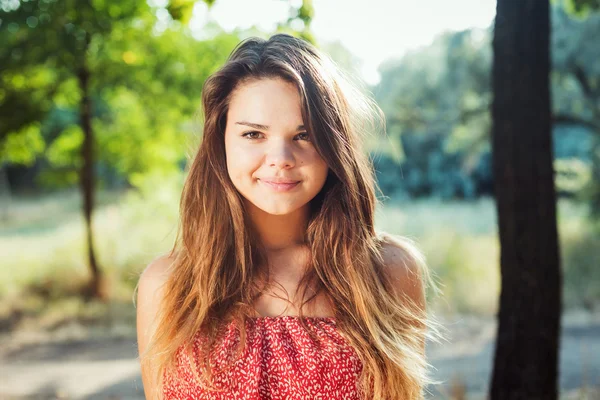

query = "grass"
[
  {"left": 0, "top": 185, "right": 180, "bottom": 334},
  {"left": 376, "top": 196, "right": 600, "bottom": 315}
]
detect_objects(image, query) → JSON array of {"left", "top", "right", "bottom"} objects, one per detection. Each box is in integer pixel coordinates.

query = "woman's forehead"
[{"left": 228, "top": 78, "right": 304, "bottom": 127}]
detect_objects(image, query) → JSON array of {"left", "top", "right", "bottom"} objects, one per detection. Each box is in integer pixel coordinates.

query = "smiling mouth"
[{"left": 259, "top": 179, "right": 301, "bottom": 192}]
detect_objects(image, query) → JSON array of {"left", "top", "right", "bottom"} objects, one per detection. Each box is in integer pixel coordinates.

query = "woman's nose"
[{"left": 265, "top": 139, "right": 296, "bottom": 169}]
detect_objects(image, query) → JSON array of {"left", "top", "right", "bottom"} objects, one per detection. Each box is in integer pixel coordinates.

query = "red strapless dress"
[{"left": 163, "top": 316, "right": 363, "bottom": 399}]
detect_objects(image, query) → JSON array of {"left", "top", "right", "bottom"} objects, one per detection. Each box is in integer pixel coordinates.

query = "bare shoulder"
[
  {"left": 138, "top": 254, "right": 175, "bottom": 291},
  {"left": 136, "top": 253, "right": 175, "bottom": 334},
  {"left": 377, "top": 232, "right": 426, "bottom": 309},
  {"left": 136, "top": 253, "right": 176, "bottom": 325},
  {"left": 136, "top": 253, "right": 177, "bottom": 399}
]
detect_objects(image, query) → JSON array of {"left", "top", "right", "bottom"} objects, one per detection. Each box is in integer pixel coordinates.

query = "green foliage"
[
  {"left": 88, "top": 28, "right": 240, "bottom": 188},
  {"left": 0, "top": 0, "right": 241, "bottom": 189},
  {"left": 556, "top": 0, "right": 600, "bottom": 17},
  {"left": 296, "top": 0, "right": 314, "bottom": 25},
  {"left": 560, "top": 210, "right": 600, "bottom": 308},
  {"left": 551, "top": 6, "right": 600, "bottom": 215},
  {"left": 0, "top": 122, "right": 45, "bottom": 165},
  {"left": 555, "top": 158, "right": 592, "bottom": 196},
  {"left": 373, "top": 6, "right": 600, "bottom": 206},
  {"left": 45, "top": 124, "right": 83, "bottom": 168},
  {"left": 374, "top": 28, "right": 492, "bottom": 199},
  {"left": 166, "top": 0, "right": 196, "bottom": 24},
  {"left": 0, "top": 64, "right": 61, "bottom": 143},
  {"left": 277, "top": 0, "right": 315, "bottom": 44}
]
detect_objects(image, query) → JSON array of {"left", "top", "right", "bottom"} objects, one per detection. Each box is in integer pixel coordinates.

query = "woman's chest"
[{"left": 163, "top": 318, "right": 363, "bottom": 399}]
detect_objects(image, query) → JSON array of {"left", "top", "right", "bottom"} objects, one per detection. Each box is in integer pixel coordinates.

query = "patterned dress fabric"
[{"left": 163, "top": 316, "right": 363, "bottom": 399}]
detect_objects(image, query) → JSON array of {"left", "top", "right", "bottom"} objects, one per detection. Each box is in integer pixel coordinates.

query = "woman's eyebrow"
[{"left": 235, "top": 121, "right": 305, "bottom": 131}]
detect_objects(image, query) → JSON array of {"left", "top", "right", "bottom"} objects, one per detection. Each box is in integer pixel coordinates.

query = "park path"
[{"left": 0, "top": 312, "right": 599, "bottom": 399}]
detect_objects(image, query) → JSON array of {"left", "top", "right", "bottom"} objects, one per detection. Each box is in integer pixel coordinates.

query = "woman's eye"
[
  {"left": 241, "top": 131, "right": 310, "bottom": 141},
  {"left": 242, "top": 131, "right": 262, "bottom": 140},
  {"left": 296, "top": 132, "right": 310, "bottom": 141}
]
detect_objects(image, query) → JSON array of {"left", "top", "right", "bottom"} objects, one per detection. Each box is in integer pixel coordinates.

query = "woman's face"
[{"left": 224, "top": 77, "right": 329, "bottom": 216}]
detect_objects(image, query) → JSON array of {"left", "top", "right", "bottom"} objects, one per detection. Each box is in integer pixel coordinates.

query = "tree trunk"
[
  {"left": 490, "top": 1, "right": 562, "bottom": 399},
  {"left": 0, "top": 163, "right": 11, "bottom": 223},
  {"left": 77, "top": 48, "right": 102, "bottom": 299}
]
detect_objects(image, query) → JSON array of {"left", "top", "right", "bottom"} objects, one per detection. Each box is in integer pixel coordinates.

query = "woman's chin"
[{"left": 251, "top": 202, "right": 304, "bottom": 217}]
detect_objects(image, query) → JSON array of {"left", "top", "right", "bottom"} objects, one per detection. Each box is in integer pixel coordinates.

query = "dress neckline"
[{"left": 249, "top": 315, "right": 336, "bottom": 321}]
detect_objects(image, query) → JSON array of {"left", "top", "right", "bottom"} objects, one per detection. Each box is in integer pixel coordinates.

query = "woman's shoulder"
[
  {"left": 375, "top": 231, "right": 427, "bottom": 307},
  {"left": 139, "top": 253, "right": 177, "bottom": 289},
  {"left": 376, "top": 231, "right": 426, "bottom": 268},
  {"left": 136, "top": 253, "right": 178, "bottom": 332},
  {"left": 136, "top": 254, "right": 178, "bottom": 399}
]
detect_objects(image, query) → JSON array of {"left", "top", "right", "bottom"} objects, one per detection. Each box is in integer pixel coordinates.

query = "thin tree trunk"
[
  {"left": 0, "top": 163, "right": 11, "bottom": 223},
  {"left": 77, "top": 45, "right": 102, "bottom": 299},
  {"left": 490, "top": 1, "right": 562, "bottom": 399}
]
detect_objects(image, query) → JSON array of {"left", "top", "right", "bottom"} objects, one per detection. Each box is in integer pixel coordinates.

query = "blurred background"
[{"left": 0, "top": 0, "right": 599, "bottom": 398}]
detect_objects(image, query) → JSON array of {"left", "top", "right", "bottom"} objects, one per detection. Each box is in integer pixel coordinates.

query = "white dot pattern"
[{"left": 163, "top": 316, "right": 364, "bottom": 399}]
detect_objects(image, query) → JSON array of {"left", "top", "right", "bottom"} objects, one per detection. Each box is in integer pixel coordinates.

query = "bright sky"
[{"left": 190, "top": 0, "right": 497, "bottom": 85}]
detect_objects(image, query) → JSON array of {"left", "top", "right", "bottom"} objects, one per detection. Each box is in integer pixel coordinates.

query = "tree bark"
[
  {"left": 77, "top": 44, "right": 102, "bottom": 299},
  {"left": 490, "top": 1, "right": 562, "bottom": 399},
  {"left": 0, "top": 163, "right": 11, "bottom": 223}
]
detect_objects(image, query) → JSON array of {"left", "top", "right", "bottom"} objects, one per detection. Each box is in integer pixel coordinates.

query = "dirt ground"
[{"left": 1, "top": 311, "right": 599, "bottom": 400}]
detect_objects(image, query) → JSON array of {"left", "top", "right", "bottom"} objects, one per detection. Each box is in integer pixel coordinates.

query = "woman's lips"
[{"left": 259, "top": 179, "right": 300, "bottom": 192}]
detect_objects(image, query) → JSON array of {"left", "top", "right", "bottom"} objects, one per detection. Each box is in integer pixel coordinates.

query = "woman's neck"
[{"left": 246, "top": 202, "right": 310, "bottom": 252}]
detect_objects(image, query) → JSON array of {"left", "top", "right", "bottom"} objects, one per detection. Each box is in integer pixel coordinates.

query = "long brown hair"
[{"left": 139, "top": 33, "right": 443, "bottom": 399}]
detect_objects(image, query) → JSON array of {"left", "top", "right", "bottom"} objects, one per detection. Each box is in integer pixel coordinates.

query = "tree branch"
[{"left": 553, "top": 113, "right": 600, "bottom": 132}]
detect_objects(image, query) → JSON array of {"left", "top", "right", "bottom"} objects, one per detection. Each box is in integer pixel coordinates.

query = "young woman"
[{"left": 136, "top": 33, "right": 442, "bottom": 400}]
